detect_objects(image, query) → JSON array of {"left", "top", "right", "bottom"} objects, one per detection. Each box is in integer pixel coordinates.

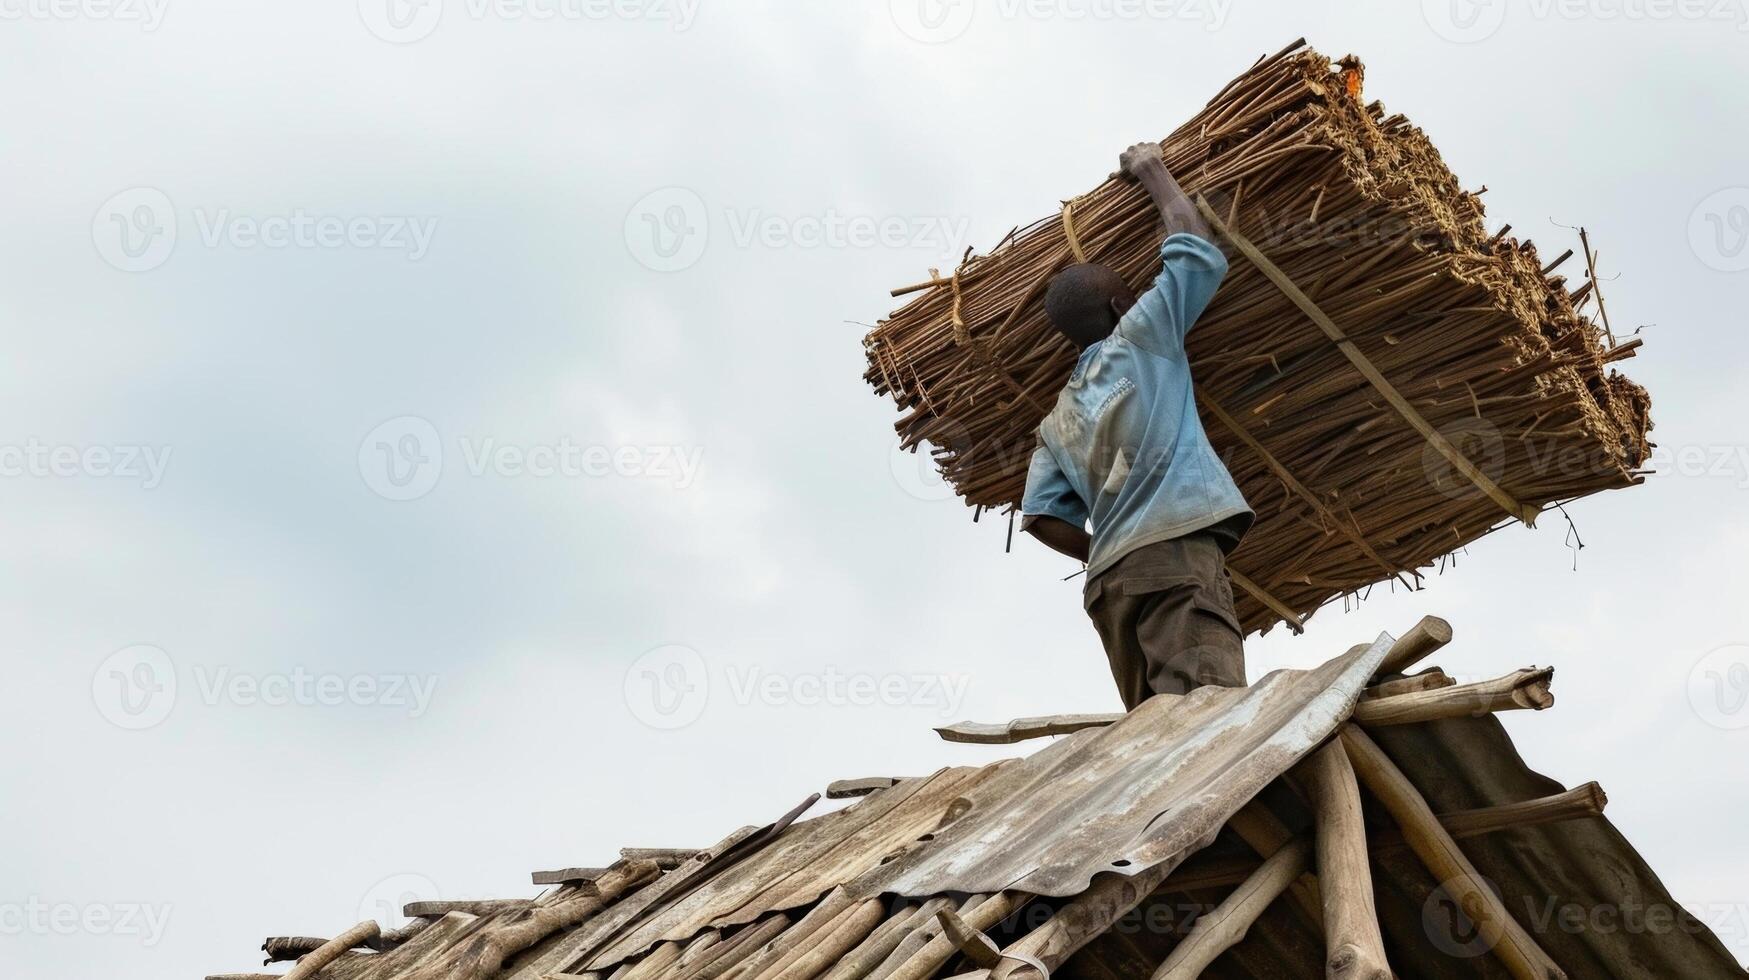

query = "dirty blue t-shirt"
[{"left": 1021, "top": 232, "right": 1252, "bottom": 580}]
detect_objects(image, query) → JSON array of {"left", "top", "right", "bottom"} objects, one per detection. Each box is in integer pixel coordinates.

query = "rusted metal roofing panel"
[
  {"left": 534, "top": 763, "right": 1009, "bottom": 974},
  {"left": 209, "top": 627, "right": 1748, "bottom": 980},
  {"left": 856, "top": 633, "right": 1392, "bottom": 899}
]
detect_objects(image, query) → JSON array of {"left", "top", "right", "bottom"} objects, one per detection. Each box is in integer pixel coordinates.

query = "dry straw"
[{"left": 864, "top": 40, "right": 1652, "bottom": 634}]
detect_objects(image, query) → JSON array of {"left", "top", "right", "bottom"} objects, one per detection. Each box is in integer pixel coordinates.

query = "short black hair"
[{"left": 1044, "top": 263, "right": 1134, "bottom": 349}]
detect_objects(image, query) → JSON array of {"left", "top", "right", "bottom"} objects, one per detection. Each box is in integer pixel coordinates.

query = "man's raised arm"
[{"left": 1119, "top": 141, "right": 1214, "bottom": 243}]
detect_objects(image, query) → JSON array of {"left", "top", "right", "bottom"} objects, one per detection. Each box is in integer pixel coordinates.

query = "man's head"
[{"left": 1044, "top": 263, "right": 1136, "bottom": 349}]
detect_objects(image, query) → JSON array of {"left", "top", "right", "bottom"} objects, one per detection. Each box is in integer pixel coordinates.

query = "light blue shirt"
[{"left": 1021, "top": 233, "right": 1252, "bottom": 580}]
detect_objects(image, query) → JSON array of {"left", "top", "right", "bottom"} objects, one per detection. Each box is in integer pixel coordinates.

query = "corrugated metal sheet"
[
  {"left": 558, "top": 762, "right": 1013, "bottom": 972},
  {"left": 858, "top": 633, "right": 1392, "bottom": 899}
]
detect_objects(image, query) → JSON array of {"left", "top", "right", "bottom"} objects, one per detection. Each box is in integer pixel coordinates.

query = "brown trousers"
[{"left": 1083, "top": 533, "right": 1247, "bottom": 710}]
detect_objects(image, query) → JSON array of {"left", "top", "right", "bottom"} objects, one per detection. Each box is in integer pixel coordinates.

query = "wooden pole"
[
  {"left": 619, "top": 848, "right": 700, "bottom": 869},
  {"left": 982, "top": 800, "right": 1313, "bottom": 980},
  {"left": 1149, "top": 840, "right": 1313, "bottom": 979},
  {"left": 1157, "top": 782, "right": 1608, "bottom": 892},
  {"left": 1374, "top": 616, "right": 1454, "bottom": 678},
  {"left": 404, "top": 861, "right": 659, "bottom": 980},
  {"left": 819, "top": 902, "right": 936, "bottom": 980},
  {"left": 1340, "top": 726, "right": 1566, "bottom": 979},
  {"left": 885, "top": 894, "right": 1019, "bottom": 980},
  {"left": 935, "top": 713, "right": 1125, "bottom": 744},
  {"left": 1362, "top": 669, "right": 1454, "bottom": 700},
  {"left": 678, "top": 914, "right": 791, "bottom": 980},
  {"left": 1352, "top": 668, "right": 1553, "bottom": 727},
  {"left": 760, "top": 899, "right": 888, "bottom": 980},
  {"left": 281, "top": 921, "right": 380, "bottom": 980},
  {"left": 730, "top": 888, "right": 857, "bottom": 980},
  {"left": 1304, "top": 743, "right": 1391, "bottom": 980},
  {"left": 1227, "top": 802, "right": 1326, "bottom": 931}
]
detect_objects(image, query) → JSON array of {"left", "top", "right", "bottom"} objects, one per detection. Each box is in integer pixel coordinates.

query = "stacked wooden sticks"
[{"left": 863, "top": 40, "right": 1651, "bottom": 634}]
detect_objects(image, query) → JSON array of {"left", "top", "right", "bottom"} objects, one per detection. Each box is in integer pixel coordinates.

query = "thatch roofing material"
[{"left": 863, "top": 41, "right": 1654, "bottom": 636}]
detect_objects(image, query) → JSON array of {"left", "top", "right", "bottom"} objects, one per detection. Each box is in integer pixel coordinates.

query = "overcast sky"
[{"left": 2, "top": 1, "right": 1747, "bottom": 977}]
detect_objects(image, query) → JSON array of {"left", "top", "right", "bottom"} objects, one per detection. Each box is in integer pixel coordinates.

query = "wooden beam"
[
  {"left": 757, "top": 898, "right": 887, "bottom": 980},
  {"left": 984, "top": 800, "right": 1309, "bottom": 980},
  {"left": 1362, "top": 668, "right": 1454, "bottom": 700},
  {"left": 282, "top": 921, "right": 380, "bottom": 980},
  {"left": 935, "top": 714, "right": 1124, "bottom": 744},
  {"left": 1230, "top": 568, "right": 1306, "bottom": 633},
  {"left": 1435, "top": 782, "right": 1606, "bottom": 839},
  {"left": 533, "top": 867, "right": 610, "bottom": 887},
  {"left": 1374, "top": 616, "right": 1454, "bottom": 678},
  {"left": 1150, "top": 839, "right": 1312, "bottom": 978},
  {"left": 1352, "top": 668, "right": 1553, "bottom": 727},
  {"left": 619, "top": 848, "right": 700, "bottom": 869},
  {"left": 936, "top": 907, "right": 1005, "bottom": 969},
  {"left": 827, "top": 777, "right": 905, "bottom": 799},
  {"left": 889, "top": 893, "right": 1020, "bottom": 980},
  {"left": 1304, "top": 743, "right": 1391, "bottom": 980},
  {"left": 818, "top": 901, "right": 935, "bottom": 980},
  {"left": 1160, "top": 782, "right": 1608, "bottom": 892},
  {"left": 675, "top": 914, "right": 790, "bottom": 980},
  {"left": 1226, "top": 802, "right": 1325, "bottom": 932},
  {"left": 404, "top": 861, "right": 660, "bottom": 980},
  {"left": 404, "top": 899, "right": 531, "bottom": 918},
  {"left": 619, "top": 941, "right": 683, "bottom": 980},
  {"left": 716, "top": 888, "right": 855, "bottom": 980},
  {"left": 1197, "top": 197, "right": 1541, "bottom": 528},
  {"left": 1341, "top": 726, "right": 1566, "bottom": 980}
]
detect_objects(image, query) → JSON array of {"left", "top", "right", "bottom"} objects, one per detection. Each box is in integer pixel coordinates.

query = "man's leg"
[
  {"left": 1084, "top": 534, "right": 1246, "bottom": 710},
  {"left": 1132, "top": 546, "right": 1246, "bottom": 694}
]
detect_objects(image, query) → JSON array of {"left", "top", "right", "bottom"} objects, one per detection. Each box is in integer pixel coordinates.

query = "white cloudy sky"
[{"left": 2, "top": 1, "right": 1747, "bottom": 977}]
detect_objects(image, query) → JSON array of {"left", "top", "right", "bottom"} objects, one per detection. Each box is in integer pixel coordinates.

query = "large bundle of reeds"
[{"left": 864, "top": 40, "right": 1652, "bottom": 635}]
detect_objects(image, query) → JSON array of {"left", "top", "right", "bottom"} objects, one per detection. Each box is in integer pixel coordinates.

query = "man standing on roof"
[{"left": 1020, "top": 141, "right": 1253, "bottom": 710}]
